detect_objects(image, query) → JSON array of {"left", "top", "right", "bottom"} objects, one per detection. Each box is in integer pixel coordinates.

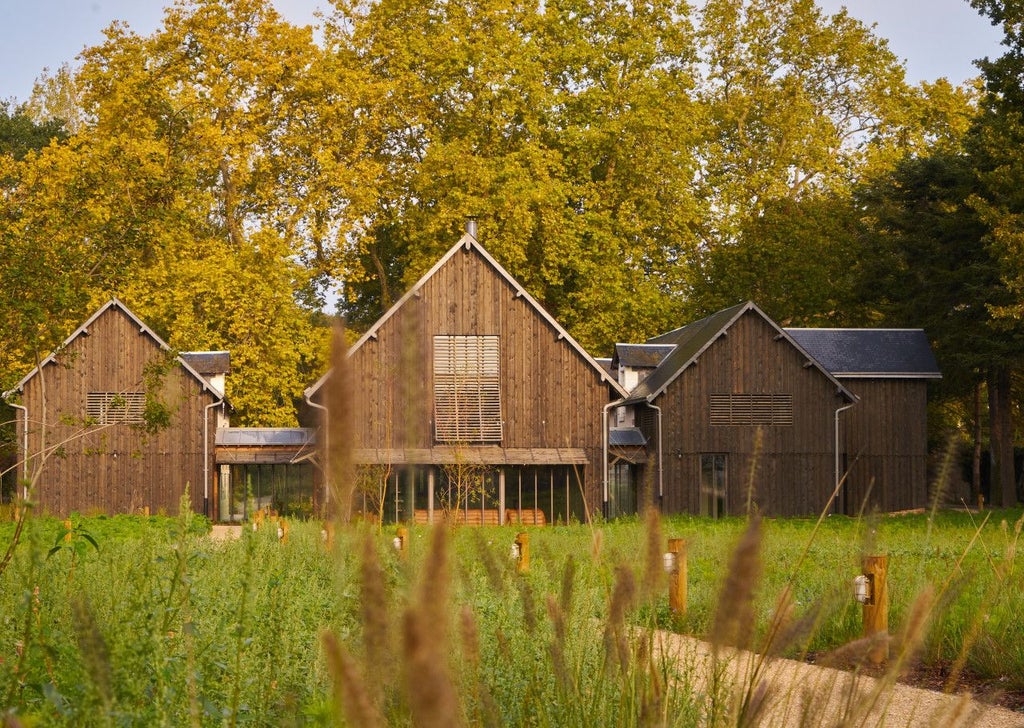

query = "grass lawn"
[{"left": 0, "top": 505, "right": 1021, "bottom": 725}]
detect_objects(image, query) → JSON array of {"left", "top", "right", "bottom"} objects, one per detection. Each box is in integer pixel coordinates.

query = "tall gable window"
[
  {"left": 433, "top": 335, "right": 502, "bottom": 442},
  {"left": 710, "top": 393, "right": 793, "bottom": 426},
  {"left": 87, "top": 392, "right": 146, "bottom": 424}
]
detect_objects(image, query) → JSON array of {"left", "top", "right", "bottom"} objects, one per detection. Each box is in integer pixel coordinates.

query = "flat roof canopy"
[{"left": 215, "top": 427, "right": 316, "bottom": 465}]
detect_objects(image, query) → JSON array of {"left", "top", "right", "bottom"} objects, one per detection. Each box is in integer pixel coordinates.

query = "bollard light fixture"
[
  {"left": 510, "top": 541, "right": 521, "bottom": 560},
  {"left": 393, "top": 535, "right": 403, "bottom": 551},
  {"left": 854, "top": 573, "right": 874, "bottom": 605},
  {"left": 663, "top": 551, "right": 678, "bottom": 574}
]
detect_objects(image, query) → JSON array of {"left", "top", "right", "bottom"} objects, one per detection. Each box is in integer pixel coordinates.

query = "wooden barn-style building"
[
  {"left": 2, "top": 299, "right": 229, "bottom": 518},
  {"left": 0, "top": 274, "right": 939, "bottom": 523},
  {"left": 613, "top": 302, "right": 940, "bottom": 518},
  {"left": 618, "top": 302, "right": 857, "bottom": 517},
  {"left": 785, "top": 328, "right": 941, "bottom": 513},
  {"left": 304, "top": 231, "right": 628, "bottom": 525}
]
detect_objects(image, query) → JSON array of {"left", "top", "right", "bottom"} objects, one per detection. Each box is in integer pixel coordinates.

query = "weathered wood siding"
[
  {"left": 348, "top": 245, "right": 617, "bottom": 513},
  {"left": 20, "top": 306, "right": 214, "bottom": 516},
  {"left": 648, "top": 310, "right": 847, "bottom": 517},
  {"left": 839, "top": 378, "right": 929, "bottom": 513}
]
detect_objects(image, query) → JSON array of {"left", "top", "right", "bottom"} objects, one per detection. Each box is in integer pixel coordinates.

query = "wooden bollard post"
[
  {"left": 395, "top": 526, "right": 409, "bottom": 560},
  {"left": 322, "top": 521, "right": 335, "bottom": 550},
  {"left": 861, "top": 555, "right": 889, "bottom": 665},
  {"left": 667, "top": 538, "right": 687, "bottom": 614},
  {"left": 514, "top": 531, "right": 530, "bottom": 574}
]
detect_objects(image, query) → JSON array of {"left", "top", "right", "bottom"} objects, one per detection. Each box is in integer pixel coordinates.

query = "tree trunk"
[
  {"left": 973, "top": 381, "right": 982, "bottom": 507},
  {"left": 987, "top": 367, "right": 1017, "bottom": 507}
]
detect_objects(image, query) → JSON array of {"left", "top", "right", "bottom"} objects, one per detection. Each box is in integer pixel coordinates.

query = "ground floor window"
[
  {"left": 700, "top": 454, "right": 727, "bottom": 518},
  {"left": 354, "top": 464, "right": 587, "bottom": 525},
  {"left": 219, "top": 462, "right": 315, "bottom": 521},
  {"left": 505, "top": 465, "right": 586, "bottom": 526},
  {"left": 608, "top": 461, "right": 638, "bottom": 519}
]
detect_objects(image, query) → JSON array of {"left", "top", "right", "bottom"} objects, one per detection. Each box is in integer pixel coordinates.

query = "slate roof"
[
  {"left": 609, "top": 427, "right": 647, "bottom": 447},
  {"left": 614, "top": 343, "right": 676, "bottom": 369},
  {"left": 181, "top": 351, "right": 231, "bottom": 375},
  {"left": 785, "top": 329, "right": 941, "bottom": 379},
  {"left": 216, "top": 427, "right": 315, "bottom": 446},
  {"left": 622, "top": 303, "right": 745, "bottom": 404},
  {"left": 594, "top": 357, "right": 616, "bottom": 380},
  {"left": 623, "top": 302, "right": 855, "bottom": 405}
]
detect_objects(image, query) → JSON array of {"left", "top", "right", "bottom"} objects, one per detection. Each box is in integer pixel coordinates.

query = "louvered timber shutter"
[
  {"left": 709, "top": 393, "right": 793, "bottom": 426},
  {"left": 433, "top": 335, "right": 503, "bottom": 442}
]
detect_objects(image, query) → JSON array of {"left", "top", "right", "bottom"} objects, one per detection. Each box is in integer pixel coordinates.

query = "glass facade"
[{"left": 219, "top": 462, "right": 316, "bottom": 521}]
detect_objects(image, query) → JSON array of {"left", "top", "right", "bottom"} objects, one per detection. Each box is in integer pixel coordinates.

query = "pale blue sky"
[{"left": 0, "top": 0, "right": 1007, "bottom": 105}]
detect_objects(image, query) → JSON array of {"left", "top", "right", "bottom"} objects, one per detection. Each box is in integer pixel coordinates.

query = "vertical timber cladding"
[
  {"left": 841, "top": 378, "right": 929, "bottom": 513},
  {"left": 659, "top": 310, "right": 845, "bottom": 517},
  {"left": 21, "top": 305, "right": 211, "bottom": 516},
  {"left": 349, "top": 241, "right": 616, "bottom": 517}
]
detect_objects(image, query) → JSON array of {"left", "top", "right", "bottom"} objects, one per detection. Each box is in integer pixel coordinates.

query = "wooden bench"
[
  {"left": 505, "top": 508, "right": 547, "bottom": 526},
  {"left": 451, "top": 509, "right": 500, "bottom": 526},
  {"left": 411, "top": 508, "right": 545, "bottom": 526}
]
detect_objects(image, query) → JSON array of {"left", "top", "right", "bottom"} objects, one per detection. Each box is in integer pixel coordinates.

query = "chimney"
[{"left": 466, "top": 217, "right": 479, "bottom": 239}]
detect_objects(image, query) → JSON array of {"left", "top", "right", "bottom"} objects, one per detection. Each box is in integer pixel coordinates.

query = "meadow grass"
[{"left": 0, "top": 505, "right": 1021, "bottom": 725}]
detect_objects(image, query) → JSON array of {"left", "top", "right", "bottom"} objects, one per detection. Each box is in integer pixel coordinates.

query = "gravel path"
[
  {"left": 655, "top": 631, "right": 1024, "bottom": 727},
  {"left": 209, "top": 524, "right": 242, "bottom": 541}
]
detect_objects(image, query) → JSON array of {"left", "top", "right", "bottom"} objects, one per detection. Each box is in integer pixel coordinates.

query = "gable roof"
[
  {"left": 622, "top": 301, "right": 855, "bottom": 405},
  {"left": 784, "top": 328, "right": 941, "bottom": 379},
  {"left": 3, "top": 298, "right": 225, "bottom": 400},
  {"left": 306, "top": 234, "right": 628, "bottom": 399}
]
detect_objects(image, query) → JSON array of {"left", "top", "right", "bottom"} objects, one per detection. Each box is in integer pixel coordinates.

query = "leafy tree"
[
  {"left": 851, "top": 152, "right": 1023, "bottom": 505},
  {"left": 0, "top": 0, "right": 348, "bottom": 424},
  {"left": 328, "top": 0, "right": 700, "bottom": 352},
  {"left": 691, "top": 0, "right": 914, "bottom": 246},
  {"left": 0, "top": 101, "right": 67, "bottom": 160},
  {"left": 25, "top": 64, "right": 87, "bottom": 134},
  {"left": 683, "top": 2, "right": 980, "bottom": 327},
  {"left": 958, "top": 0, "right": 1024, "bottom": 505},
  {"left": 687, "top": 191, "right": 858, "bottom": 324}
]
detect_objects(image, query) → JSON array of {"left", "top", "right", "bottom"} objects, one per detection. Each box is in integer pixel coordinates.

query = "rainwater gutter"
[
  {"left": 602, "top": 400, "right": 621, "bottom": 520},
  {"left": 834, "top": 401, "right": 856, "bottom": 512},
  {"left": 651, "top": 403, "right": 664, "bottom": 507},
  {"left": 6, "top": 397, "right": 29, "bottom": 497},
  {"left": 204, "top": 395, "right": 224, "bottom": 519}
]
